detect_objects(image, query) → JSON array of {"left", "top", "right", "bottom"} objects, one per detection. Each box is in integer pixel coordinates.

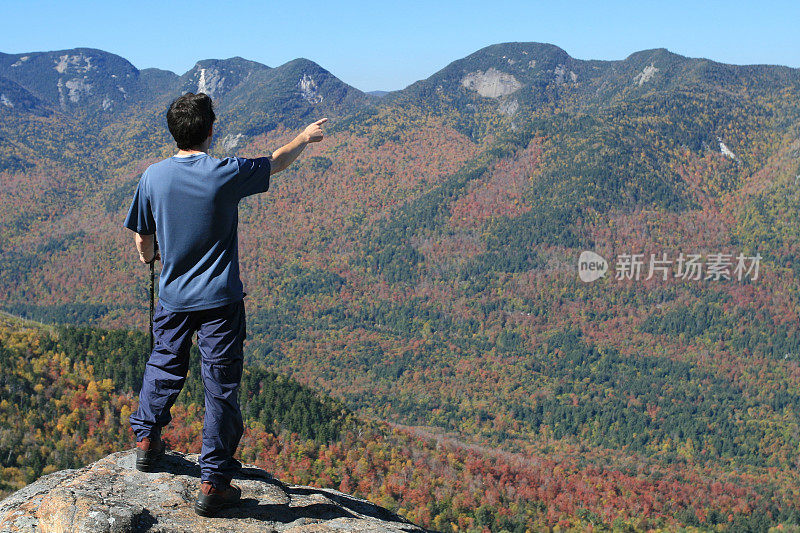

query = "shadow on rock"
[{"left": 214, "top": 500, "right": 356, "bottom": 522}]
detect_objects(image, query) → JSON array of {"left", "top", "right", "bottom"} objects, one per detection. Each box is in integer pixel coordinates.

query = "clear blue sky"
[{"left": 2, "top": 0, "right": 797, "bottom": 92}]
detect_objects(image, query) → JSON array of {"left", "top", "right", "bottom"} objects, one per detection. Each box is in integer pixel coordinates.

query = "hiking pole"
[
  {"left": 149, "top": 260, "right": 154, "bottom": 353},
  {"left": 148, "top": 236, "right": 158, "bottom": 354}
]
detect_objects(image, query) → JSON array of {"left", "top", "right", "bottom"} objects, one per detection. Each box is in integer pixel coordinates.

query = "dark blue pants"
[{"left": 130, "top": 298, "right": 246, "bottom": 489}]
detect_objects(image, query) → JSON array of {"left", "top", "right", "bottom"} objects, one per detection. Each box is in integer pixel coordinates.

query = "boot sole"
[
  {"left": 135, "top": 460, "right": 158, "bottom": 472},
  {"left": 194, "top": 498, "right": 239, "bottom": 517},
  {"left": 135, "top": 448, "right": 165, "bottom": 472},
  {"left": 194, "top": 486, "right": 242, "bottom": 517},
  {"left": 194, "top": 500, "right": 222, "bottom": 517}
]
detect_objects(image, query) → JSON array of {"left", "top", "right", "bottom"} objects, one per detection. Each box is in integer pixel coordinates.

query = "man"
[{"left": 124, "top": 92, "right": 326, "bottom": 517}]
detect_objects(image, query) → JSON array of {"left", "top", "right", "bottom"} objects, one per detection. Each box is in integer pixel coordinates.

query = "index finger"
[{"left": 314, "top": 118, "right": 328, "bottom": 125}]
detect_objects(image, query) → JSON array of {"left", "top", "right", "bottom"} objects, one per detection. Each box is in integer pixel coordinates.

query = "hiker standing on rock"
[{"left": 123, "top": 92, "right": 326, "bottom": 516}]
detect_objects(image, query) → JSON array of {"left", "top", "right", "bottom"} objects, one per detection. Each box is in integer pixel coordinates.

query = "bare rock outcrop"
[
  {"left": 460, "top": 68, "right": 522, "bottom": 97},
  {"left": 0, "top": 449, "right": 426, "bottom": 532}
]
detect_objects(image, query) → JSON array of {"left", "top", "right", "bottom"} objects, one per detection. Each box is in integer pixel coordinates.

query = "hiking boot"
[
  {"left": 194, "top": 480, "right": 242, "bottom": 517},
  {"left": 135, "top": 435, "right": 165, "bottom": 472}
]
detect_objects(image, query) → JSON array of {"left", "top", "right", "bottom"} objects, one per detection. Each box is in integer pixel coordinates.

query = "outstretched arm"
[{"left": 268, "top": 118, "right": 327, "bottom": 174}]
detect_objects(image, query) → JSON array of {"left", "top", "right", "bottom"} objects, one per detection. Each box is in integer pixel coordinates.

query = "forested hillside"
[
  {"left": 2, "top": 42, "right": 800, "bottom": 530},
  {"left": 2, "top": 314, "right": 798, "bottom": 531}
]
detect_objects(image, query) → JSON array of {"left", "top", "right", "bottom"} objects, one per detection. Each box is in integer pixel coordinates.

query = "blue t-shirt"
[{"left": 124, "top": 153, "right": 271, "bottom": 312}]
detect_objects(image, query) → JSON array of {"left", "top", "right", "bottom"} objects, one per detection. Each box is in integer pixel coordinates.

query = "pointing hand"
[{"left": 303, "top": 118, "right": 327, "bottom": 143}]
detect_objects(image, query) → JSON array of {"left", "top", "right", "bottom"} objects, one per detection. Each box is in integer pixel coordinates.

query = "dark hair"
[{"left": 166, "top": 93, "right": 216, "bottom": 149}]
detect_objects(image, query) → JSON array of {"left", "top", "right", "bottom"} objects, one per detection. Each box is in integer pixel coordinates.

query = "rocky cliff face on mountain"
[{"left": 0, "top": 449, "right": 426, "bottom": 532}]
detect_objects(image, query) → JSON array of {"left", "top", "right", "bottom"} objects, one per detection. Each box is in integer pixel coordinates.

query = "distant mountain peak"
[
  {"left": 182, "top": 57, "right": 270, "bottom": 98},
  {"left": 265, "top": 57, "right": 367, "bottom": 105},
  {"left": 0, "top": 47, "right": 139, "bottom": 111},
  {"left": 624, "top": 47, "right": 681, "bottom": 62},
  {"left": 467, "top": 42, "right": 574, "bottom": 67},
  {"left": 395, "top": 41, "right": 581, "bottom": 102},
  {"left": 282, "top": 57, "right": 326, "bottom": 70}
]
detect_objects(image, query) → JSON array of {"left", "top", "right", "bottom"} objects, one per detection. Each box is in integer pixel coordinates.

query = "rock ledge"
[{"left": 0, "top": 449, "right": 426, "bottom": 532}]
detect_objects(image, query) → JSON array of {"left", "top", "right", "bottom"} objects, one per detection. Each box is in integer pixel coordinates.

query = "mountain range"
[{"left": 2, "top": 42, "right": 800, "bottom": 529}]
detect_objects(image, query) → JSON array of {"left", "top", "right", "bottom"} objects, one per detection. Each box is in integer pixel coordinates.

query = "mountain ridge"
[{"left": 2, "top": 42, "right": 797, "bottom": 112}]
